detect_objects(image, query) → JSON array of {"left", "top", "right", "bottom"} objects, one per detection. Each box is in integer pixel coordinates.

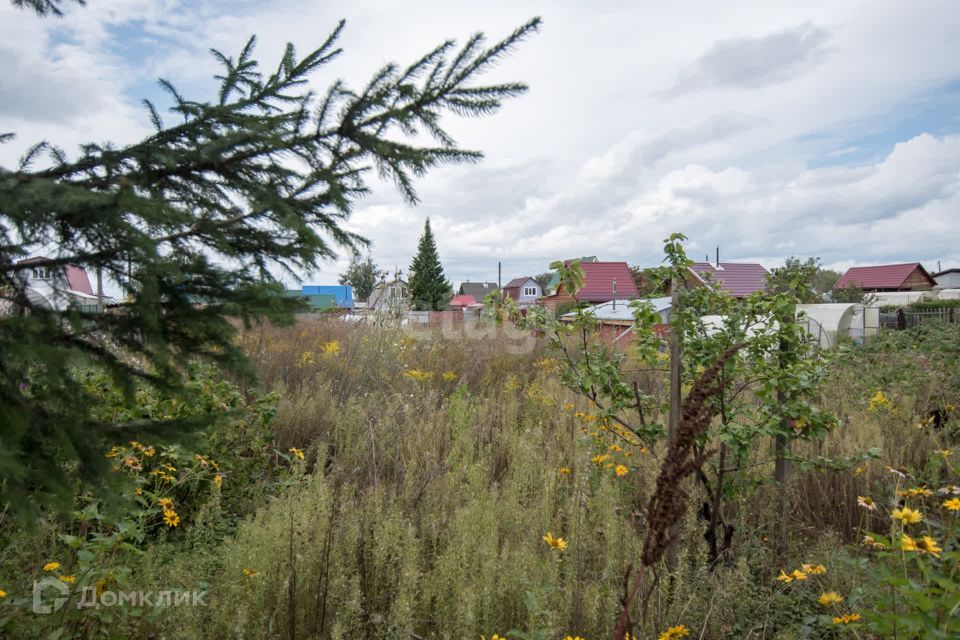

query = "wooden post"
[{"left": 774, "top": 324, "right": 792, "bottom": 559}]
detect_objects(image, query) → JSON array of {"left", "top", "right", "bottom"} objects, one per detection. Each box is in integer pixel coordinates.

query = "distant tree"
[
  {"left": 629, "top": 264, "right": 671, "bottom": 297},
  {"left": 339, "top": 254, "right": 379, "bottom": 302},
  {"left": 1, "top": 0, "right": 539, "bottom": 514},
  {"left": 831, "top": 284, "right": 872, "bottom": 304},
  {"left": 533, "top": 271, "right": 554, "bottom": 293},
  {"left": 767, "top": 257, "right": 839, "bottom": 303},
  {"left": 408, "top": 218, "right": 452, "bottom": 310}
]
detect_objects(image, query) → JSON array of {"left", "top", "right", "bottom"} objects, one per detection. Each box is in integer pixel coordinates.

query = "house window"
[
  {"left": 32, "top": 267, "right": 50, "bottom": 280},
  {"left": 523, "top": 286, "right": 537, "bottom": 296}
]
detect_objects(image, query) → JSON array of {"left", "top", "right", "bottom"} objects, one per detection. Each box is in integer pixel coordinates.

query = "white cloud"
[{"left": 3, "top": 0, "right": 960, "bottom": 286}]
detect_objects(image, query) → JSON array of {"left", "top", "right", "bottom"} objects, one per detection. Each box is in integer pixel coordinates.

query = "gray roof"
[
  {"left": 458, "top": 282, "right": 499, "bottom": 298},
  {"left": 563, "top": 296, "right": 671, "bottom": 322}
]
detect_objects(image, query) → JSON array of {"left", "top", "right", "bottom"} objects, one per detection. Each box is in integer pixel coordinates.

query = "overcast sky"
[{"left": 3, "top": 0, "right": 960, "bottom": 289}]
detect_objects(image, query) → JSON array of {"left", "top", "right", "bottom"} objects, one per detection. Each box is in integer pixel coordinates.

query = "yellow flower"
[
  {"left": 863, "top": 535, "right": 887, "bottom": 550},
  {"left": 404, "top": 369, "right": 433, "bottom": 383},
  {"left": 43, "top": 562, "right": 60, "bottom": 572},
  {"left": 441, "top": 370, "right": 458, "bottom": 381},
  {"left": 562, "top": 402, "right": 575, "bottom": 412},
  {"left": 289, "top": 447, "right": 305, "bottom": 460},
  {"left": 481, "top": 635, "right": 508, "bottom": 640},
  {"left": 915, "top": 535, "right": 942, "bottom": 558},
  {"left": 296, "top": 351, "right": 316, "bottom": 367},
  {"left": 832, "top": 613, "right": 862, "bottom": 624},
  {"left": 163, "top": 509, "right": 180, "bottom": 528},
  {"left": 901, "top": 533, "right": 919, "bottom": 553},
  {"left": 608, "top": 444, "right": 622, "bottom": 452},
  {"left": 937, "top": 449, "right": 953, "bottom": 458},
  {"left": 142, "top": 446, "right": 155, "bottom": 457},
  {"left": 892, "top": 506, "right": 923, "bottom": 524},
  {"left": 0, "top": 589, "right": 7, "bottom": 599},
  {"left": 105, "top": 446, "right": 120, "bottom": 458},
  {"left": 614, "top": 465, "right": 629, "bottom": 477},
  {"left": 591, "top": 454, "right": 609, "bottom": 465},
  {"left": 944, "top": 498, "right": 960, "bottom": 511},
  {"left": 658, "top": 624, "right": 690, "bottom": 640},
  {"left": 158, "top": 498, "right": 174, "bottom": 511},
  {"left": 242, "top": 568, "right": 258, "bottom": 577},
  {"left": 818, "top": 592, "right": 843, "bottom": 606},
  {"left": 321, "top": 340, "right": 340, "bottom": 356},
  {"left": 57, "top": 575, "right": 76, "bottom": 584},
  {"left": 558, "top": 467, "right": 572, "bottom": 475},
  {"left": 790, "top": 569, "right": 808, "bottom": 581},
  {"left": 802, "top": 564, "right": 826, "bottom": 575},
  {"left": 857, "top": 496, "right": 877, "bottom": 511},
  {"left": 214, "top": 474, "right": 223, "bottom": 489},
  {"left": 543, "top": 532, "right": 568, "bottom": 551},
  {"left": 776, "top": 570, "right": 794, "bottom": 583},
  {"left": 899, "top": 487, "right": 933, "bottom": 498},
  {"left": 868, "top": 390, "right": 891, "bottom": 412}
]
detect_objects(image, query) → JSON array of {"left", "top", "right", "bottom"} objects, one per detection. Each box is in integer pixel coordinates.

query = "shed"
[
  {"left": 835, "top": 263, "right": 935, "bottom": 292},
  {"left": 302, "top": 285, "right": 354, "bottom": 308}
]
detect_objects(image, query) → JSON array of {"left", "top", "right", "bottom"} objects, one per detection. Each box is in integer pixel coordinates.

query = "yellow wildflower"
[
  {"left": 863, "top": 535, "right": 886, "bottom": 550},
  {"left": 214, "top": 474, "right": 223, "bottom": 489},
  {"left": 614, "top": 465, "right": 629, "bottom": 477},
  {"left": 833, "top": 613, "right": 862, "bottom": 624},
  {"left": 543, "top": 532, "right": 568, "bottom": 551},
  {"left": 776, "top": 570, "right": 793, "bottom": 583},
  {"left": 899, "top": 487, "right": 933, "bottom": 498},
  {"left": 296, "top": 351, "right": 316, "bottom": 367},
  {"left": 558, "top": 467, "right": 572, "bottom": 475},
  {"left": 790, "top": 569, "right": 808, "bottom": 581},
  {"left": 868, "top": 390, "right": 891, "bottom": 412},
  {"left": 901, "top": 534, "right": 918, "bottom": 553},
  {"left": 0, "top": 589, "right": 6, "bottom": 599},
  {"left": 405, "top": 369, "right": 433, "bottom": 383},
  {"left": 915, "top": 536, "right": 942, "bottom": 558},
  {"left": 936, "top": 449, "right": 953, "bottom": 458},
  {"left": 857, "top": 496, "right": 877, "bottom": 511},
  {"left": 57, "top": 575, "right": 76, "bottom": 584},
  {"left": 892, "top": 506, "right": 923, "bottom": 524},
  {"left": 163, "top": 509, "right": 180, "bottom": 528},
  {"left": 818, "top": 592, "right": 843, "bottom": 606},
  {"left": 562, "top": 402, "right": 575, "bottom": 411},
  {"left": 289, "top": 447, "right": 305, "bottom": 460},
  {"left": 802, "top": 564, "right": 826, "bottom": 575},
  {"left": 442, "top": 371, "right": 457, "bottom": 381},
  {"left": 321, "top": 340, "right": 340, "bottom": 356},
  {"left": 142, "top": 446, "right": 155, "bottom": 457},
  {"left": 608, "top": 444, "right": 622, "bottom": 452},
  {"left": 481, "top": 635, "right": 508, "bottom": 640},
  {"left": 242, "top": 568, "right": 257, "bottom": 577},
  {"left": 591, "top": 454, "right": 609, "bottom": 465},
  {"left": 944, "top": 497, "right": 960, "bottom": 511},
  {"left": 43, "top": 562, "right": 60, "bottom": 572},
  {"left": 105, "top": 446, "right": 120, "bottom": 458},
  {"left": 158, "top": 498, "right": 174, "bottom": 511},
  {"left": 658, "top": 624, "right": 690, "bottom": 640}
]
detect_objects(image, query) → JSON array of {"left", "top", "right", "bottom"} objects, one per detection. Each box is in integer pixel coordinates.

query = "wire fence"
[{"left": 880, "top": 308, "right": 958, "bottom": 330}]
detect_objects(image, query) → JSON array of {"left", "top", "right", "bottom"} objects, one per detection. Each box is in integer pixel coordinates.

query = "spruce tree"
[
  {"left": 408, "top": 218, "right": 452, "bottom": 310},
  {"left": 1, "top": 0, "right": 539, "bottom": 514}
]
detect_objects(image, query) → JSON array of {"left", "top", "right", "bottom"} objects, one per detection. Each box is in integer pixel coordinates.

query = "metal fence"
[{"left": 880, "top": 308, "right": 958, "bottom": 330}]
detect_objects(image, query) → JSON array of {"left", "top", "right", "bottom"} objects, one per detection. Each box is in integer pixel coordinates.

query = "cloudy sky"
[{"left": 3, "top": 0, "right": 960, "bottom": 289}]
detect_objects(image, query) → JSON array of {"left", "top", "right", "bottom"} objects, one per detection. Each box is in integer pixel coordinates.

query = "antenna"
[
  {"left": 612, "top": 279, "right": 617, "bottom": 310},
  {"left": 716, "top": 246, "right": 720, "bottom": 267}
]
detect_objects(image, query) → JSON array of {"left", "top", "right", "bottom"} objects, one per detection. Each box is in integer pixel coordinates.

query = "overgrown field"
[{"left": 2, "top": 319, "right": 959, "bottom": 639}]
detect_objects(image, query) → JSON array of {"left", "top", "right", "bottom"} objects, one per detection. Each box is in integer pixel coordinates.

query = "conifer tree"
[
  {"left": 408, "top": 218, "right": 452, "bottom": 310},
  {"left": 1, "top": 0, "right": 539, "bottom": 514}
]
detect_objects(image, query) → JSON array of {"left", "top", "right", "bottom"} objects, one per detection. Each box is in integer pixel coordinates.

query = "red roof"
[
  {"left": 65, "top": 265, "right": 94, "bottom": 295},
  {"left": 834, "top": 263, "right": 931, "bottom": 291},
  {"left": 16, "top": 256, "right": 95, "bottom": 295},
  {"left": 448, "top": 294, "right": 477, "bottom": 307},
  {"left": 689, "top": 262, "right": 769, "bottom": 298},
  {"left": 569, "top": 262, "right": 639, "bottom": 302}
]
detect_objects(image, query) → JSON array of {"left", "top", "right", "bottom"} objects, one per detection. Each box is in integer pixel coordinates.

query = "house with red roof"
[
  {"left": 686, "top": 261, "right": 770, "bottom": 299},
  {"left": 10, "top": 256, "right": 102, "bottom": 312},
  {"left": 834, "top": 263, "right": 935, "bottom": 292},
  {"left": 502, "top": 276, "right": 543, "bottom": 306},
  {"left": 539, "top": 261, "right": 639, "bottom": 313}
]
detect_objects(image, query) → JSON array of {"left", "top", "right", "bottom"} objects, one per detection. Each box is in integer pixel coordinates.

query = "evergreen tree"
[
  {"left": 408, "top": 218, "right": 452, "bottom": 310},
  {"left": 1, "top": 0, "right": 539, "bottom": 514},
  {"left": 339, "top": 254, "right": 380, "bottom": 302}
]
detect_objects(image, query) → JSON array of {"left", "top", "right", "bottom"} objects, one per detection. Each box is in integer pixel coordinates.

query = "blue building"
[{"left": 301, "top": 285, "right": 354, "bottom": 309}]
